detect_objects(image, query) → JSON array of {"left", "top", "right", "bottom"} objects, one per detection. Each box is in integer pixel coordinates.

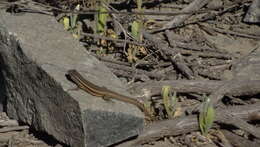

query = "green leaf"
[
  {"left": 137, "top": 0, "right": 142, "bottom": 10},
  {"left": 131, "top": 21, "right": 142, "bottom": 41},
  {"left": 205, "top": 106, "right": 215, "bottom": 131},
  {"left": 63, "top": 16, "right": 70, "bottom": 30},
  {"left": 96, "top": 6, "right": 108, "bottom": 34},
  {"left": 70, "top": 4, "right": 80, "bottom": 28},
  {"left": 199, "top": 95, "right": 215, "bottom": 136},
  {"left": 162, "top": 86, "right": 176, "bottom": 119},
  {"left": 70, "top": 14, "right": 77, "bottom": 29}
]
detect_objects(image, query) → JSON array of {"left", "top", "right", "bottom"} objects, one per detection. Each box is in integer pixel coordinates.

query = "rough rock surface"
[
  {"left": 244, "top": 0, "right": 260, "bottom": 23},
  {"left": 0, "top": 10, "right": 144, "bottom": 147}
]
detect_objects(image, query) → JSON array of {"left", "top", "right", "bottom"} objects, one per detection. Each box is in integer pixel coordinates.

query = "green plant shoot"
[
  {"left": 61, "top": 4, "right": 81, "bottom": 38},
  {"left": 70, "top": 4, "right": 80, "bottom": 29},
  {"left": 162, "top": 86, "right": 177, "bottom": 119},
  {"left": 199, "top": 94, "right": 215, "bottom": 136},
  {"left": 96, "top": 2, "right": 108, "bottom": 34},
  {"left": 131, "top": 0, "right": 143, "bottom": 41},
  {"left": 131, "top": 20, "right": 142, "bottom": 41},
  {"left": 137, "top": 0, "right": 142, "bottom": 10},
  {"left": 63, "top": 16, "right": 70, "bottom": 30}
]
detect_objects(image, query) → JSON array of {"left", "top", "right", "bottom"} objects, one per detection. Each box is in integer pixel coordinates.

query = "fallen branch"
[
  {"left": 0, "top": 126, "right": 29, "bottom": 133},
  {"left": 130, "top": 79, "right": 260, "bottom": 98},
  {"left": 131, "top": 102, "right": 260, "bottom": 145},
  {"left": 0, "top": 119, "right": 19, "bottom": 127}
]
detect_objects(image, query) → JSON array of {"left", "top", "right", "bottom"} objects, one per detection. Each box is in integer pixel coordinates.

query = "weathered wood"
[
  {"left": 131, "top": 102, "right": 260, "bottom": 145},
  {"left": 130, "top": 79, "right": 260, "bottom": 98},
  {"left": 163, "top": 0, "right": 210, "bottom": 30},
  {"left": 222, "top": 130, "right": 260, "bottom": 147}
]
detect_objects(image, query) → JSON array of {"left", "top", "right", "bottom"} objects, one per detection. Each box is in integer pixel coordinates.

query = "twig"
[
  {"left": 203, "top": 25, "right": 260, "bottom": 40},
  {"left": 101, "top": 1, "right": 129, "bottom": 54},
  {"left": 151, "top": 0, "right": 250, "bottom": 33},
  {"left": 0, "top": 1, "right": 221, "bottom": 16},
  {"left": 143, "top": 30, "right": 233, "bottom": 60},
  {"left": 162, "top": 0, "right": 210, "bottom": 30},
  {"left": 170, "top": 54, "right": 194, "bottom": 79},
  {"left": 0, "top": 126, "right": 29, "bottom": 133},
  {"left": 80, "top": 32, "right": 145, "bottom": 46},
  {"left": 110, "top": 69, "right": 150, "bottom": 81},
  {"left": 0, "top": 120, "right": 19, "bottom": 127},
  {"left": 94, "top": 54, "right": 131, "bottom": 66},
  {"left": 104, "top": 62, "right": 164, "bottom": 80}
]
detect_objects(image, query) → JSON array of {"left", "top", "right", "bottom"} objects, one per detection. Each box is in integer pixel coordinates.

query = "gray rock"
[
  {"left": 244, "top": 0, "right": 260, "bottom": 23},
  {"left": 0, "top": 9, "right": 144, "bottom": 147},
  {"left": 0, "top": 30, "right": 84, "bottom": 147}
]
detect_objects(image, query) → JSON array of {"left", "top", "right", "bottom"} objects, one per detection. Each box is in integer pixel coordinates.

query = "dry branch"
[{"left": 131, "top": 102, "right": 260, "bottom": 145}]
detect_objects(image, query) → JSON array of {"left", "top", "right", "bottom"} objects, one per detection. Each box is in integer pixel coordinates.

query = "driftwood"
[
  {"left": 130, "top": 102, "right": 260, "bottom": 145},
  {"left": 162, "top": 0, "right": 210, "bottom": 30},
  {"left": 130, "top": 79, "right": 260, "bottom": 98},
  {"left": 222, "top": 130, "right": 260, "bottom": 147},
  {"left": 170, "top": 54, "right": 195, "bottom": 80},
  {"left": 0, "top": 119, "right": 19, "bottom": 127},
  {"left": 143, "top": 30, "right": 233, "bottom": 60},
  {"left": 0, "top": 126, "right": 29, "bottom": 133}
]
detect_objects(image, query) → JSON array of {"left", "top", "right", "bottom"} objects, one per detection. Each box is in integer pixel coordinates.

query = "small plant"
[
  {"left": 131, "top": 0, "right": 143, "bottom": 41},
  {"left": 61, "top": 4, "right": 81, "bottom": 38},
  {"left": 161, "top": 86, "right": 177, "bottom": 119},
  {"left": 96, "top": 1, "right": 108, "bottom": 35},
  {"left": 199, "top": 94, "right": 215, "bottom": 136},
  {"left": 95, "top": 0, "right": 111, "bottom": 54},
  {"left": 127, "top": 0, "right": 146, "bottom": 62},
  {"left": 143, "top": 100, "right": 155, "bottom": 120},
  {"left": 131, "top": 20, "right": 142, "bottom": 41}
]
